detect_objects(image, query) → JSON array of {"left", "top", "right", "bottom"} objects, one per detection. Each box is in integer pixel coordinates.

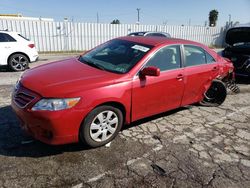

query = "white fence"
[{"left": 0, "top": 19, "right": 226, "bottom": 52}]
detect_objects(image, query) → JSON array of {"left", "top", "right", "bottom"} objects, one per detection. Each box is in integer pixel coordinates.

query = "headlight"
[{"left": 31, "top": 98, "right": 80, "bottom": 111}]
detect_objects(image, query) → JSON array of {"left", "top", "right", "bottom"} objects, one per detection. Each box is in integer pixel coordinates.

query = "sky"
[{"left": 0, "top": 0, "right": 249, "bottom": 26}]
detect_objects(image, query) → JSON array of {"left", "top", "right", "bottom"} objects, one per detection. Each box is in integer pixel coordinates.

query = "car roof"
[
  {"left": 129, "top": 31, "right": 147, "bottom": 35},
  {"left": 118, "top": 36, "right": 202, "bottom": 47},
  {"left": 128, "top": 31, "right": 170, "bottom": 36},
  {"left": 0, "top": 30, "right": 18, "bottom": 34}
]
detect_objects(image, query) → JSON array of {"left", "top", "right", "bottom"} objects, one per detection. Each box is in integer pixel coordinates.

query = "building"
[{"left": 0, "top": 14, "right": 54, "bottom": 22}]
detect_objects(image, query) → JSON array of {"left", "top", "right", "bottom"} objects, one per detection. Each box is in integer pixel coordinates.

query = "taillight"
[{"left": 28, "top": 44, "right": 35, "bottom": 48}]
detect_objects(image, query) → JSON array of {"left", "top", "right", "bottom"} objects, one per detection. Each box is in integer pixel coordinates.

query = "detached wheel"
[
  {"left": 200, "top": 80, "right": 227, "bottom": 107},
  {"left": 80, "top": 105, "right": 123, "bottom": 147},
  {"left": 8, "top": 53, "right": 29, "bottom": 72}
]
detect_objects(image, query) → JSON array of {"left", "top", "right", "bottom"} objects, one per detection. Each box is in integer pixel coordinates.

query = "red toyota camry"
[{"left": 11, "top": 37, "right": 234, "bottom": 147}]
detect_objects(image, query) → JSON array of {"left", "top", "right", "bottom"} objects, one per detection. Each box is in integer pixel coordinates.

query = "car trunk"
[{"left": 225, "top": 27, "right": 250, "bottom": 47}]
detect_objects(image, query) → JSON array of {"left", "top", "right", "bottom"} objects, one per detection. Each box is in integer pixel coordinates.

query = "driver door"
[{"left": 131, "top": 45, "right": 185, "bottom": 121}]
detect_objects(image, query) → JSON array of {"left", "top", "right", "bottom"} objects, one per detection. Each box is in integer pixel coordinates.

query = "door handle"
[
  {"left": 4, "top": 46, "right": 10, "bottom": 49},
  {"left": 176, "top": 74, "right": 184, "bottom": 80}
]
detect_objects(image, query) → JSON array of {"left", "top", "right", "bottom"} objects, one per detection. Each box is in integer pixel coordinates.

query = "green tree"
[
  {"left": 209, "top": 9, "right": 219, "bottom": 27},
  {"left": 111, "top": 19, "right": 121, "bottom": 24}
]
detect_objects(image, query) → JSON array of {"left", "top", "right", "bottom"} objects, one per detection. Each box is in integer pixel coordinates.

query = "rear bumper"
[
  {"left": 29, "top": 53, "right": 39, "bottom": 62},
  {"left": 11, "top": 96, "right": 90, "bottom": 145},
  {"left": 30, "top": 55, "right": 39, "bottom": 62}
]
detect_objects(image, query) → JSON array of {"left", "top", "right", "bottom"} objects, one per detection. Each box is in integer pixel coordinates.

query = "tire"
[
  {"left": 200, "top": 80, "right": 227, "bottom": 107},
  {"left": 79, "top": 105, "right": 123, "bottom": 147},
  {"left": 8, "top": 53, "right": 29, "bottom": 72}
]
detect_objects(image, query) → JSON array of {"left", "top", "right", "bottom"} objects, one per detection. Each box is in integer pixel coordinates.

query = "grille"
[{"left": 14, "top": 91, "right": 35, "bottom": 108}]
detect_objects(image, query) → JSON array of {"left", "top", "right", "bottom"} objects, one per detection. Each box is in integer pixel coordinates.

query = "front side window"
[
  {"left": 184, "top": 45, "right": 206, "bottom": 67},
  {"left": 79, "top": 39, "right": 153, "bottom": 74},
  {"left": 145, "top": 45, "right": 181, "bottom": 71}
]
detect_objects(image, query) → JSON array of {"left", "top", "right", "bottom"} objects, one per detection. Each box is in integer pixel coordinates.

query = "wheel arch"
[
  {"left": 83, "top": 101, "right": 127, "bottom": 124},
  {"left": 95, "top": 101, "right": 127, "bottom": 121},
  {"left": 7, "top": 52, "right": 30, "bottom": 64}
]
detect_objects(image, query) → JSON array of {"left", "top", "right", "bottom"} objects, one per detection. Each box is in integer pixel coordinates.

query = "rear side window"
[
  {"left": 0, "top": 33, "right": 16, "bottom": 42},
  {"left": 0, "top": 33, "right": 6, "bottom": 42},
  {"left": 184, "top": 45, "right": 206, "bottom": 67},
  {"left": 205, "top": 51, "right": 216, "bottom": 64}
]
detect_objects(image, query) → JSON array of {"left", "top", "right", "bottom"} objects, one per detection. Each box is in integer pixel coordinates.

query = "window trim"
[
  {"left": 134, "top": 44, "right": 183, "bottom": 78},
  {"left": 204, "top": 51, "right": 216, "bottom": 64}
]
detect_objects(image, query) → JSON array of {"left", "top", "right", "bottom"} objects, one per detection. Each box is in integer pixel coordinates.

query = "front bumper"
[{"left": 11, "top": 93, "right": 89, "bottom": 145}]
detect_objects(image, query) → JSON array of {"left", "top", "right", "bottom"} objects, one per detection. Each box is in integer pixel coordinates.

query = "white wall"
[{"left": 0, "top": 19, "right": 226, "bottom": 52}]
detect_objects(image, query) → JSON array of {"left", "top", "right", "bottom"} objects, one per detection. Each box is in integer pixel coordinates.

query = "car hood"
[
  {"left": 225, "top": 27, "right": 250, "bottom": 46},
  {"left": 21, "top": 58, "right": 121, "bottom": 97}
]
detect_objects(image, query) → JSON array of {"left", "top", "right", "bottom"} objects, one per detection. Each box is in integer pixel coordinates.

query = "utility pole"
[
  {"left": 136, "top": 8, "right": 140, "bottom": 24},
  {"left": 97, "top": 12, "right": 99, "bottom": 23},
  {"left": 228, "top": 14, "right": 231, "bottom": 27}
]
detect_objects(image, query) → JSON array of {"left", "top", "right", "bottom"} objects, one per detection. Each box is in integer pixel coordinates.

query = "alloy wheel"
[
  {"left": 10, "top": 55, "right": 28, "bottom": 71},
  {"left": 89, "top": 110, "right": 118, "bottom": 142}
]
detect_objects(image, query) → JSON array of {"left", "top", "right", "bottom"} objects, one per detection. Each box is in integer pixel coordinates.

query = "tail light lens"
[{"left": 28, "top": 44, "right": 35, "bottom": 48}]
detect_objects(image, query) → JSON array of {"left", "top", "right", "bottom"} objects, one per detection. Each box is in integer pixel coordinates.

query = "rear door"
[
  {"left": 131, "top": 45, "right": 185, "bottom": 121},
  {"left": 0, "top": 33, "right": 17, "bottom": 65},
  {"left": 181, "top": 45, "right": 219, "bottom": 106}
]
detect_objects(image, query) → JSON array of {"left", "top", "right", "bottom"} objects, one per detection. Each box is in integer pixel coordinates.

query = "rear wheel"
[
  {"left": 8, "top": 53, "right": 29, "bottom": 72},
  {"left": 79, "top": 105, "right": 123, "bottom": 147},
  {"left": 200, "top": 80, "right": 227, "bottom": 107}
]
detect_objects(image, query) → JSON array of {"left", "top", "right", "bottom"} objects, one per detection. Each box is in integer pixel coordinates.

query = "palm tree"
[
  {"left": 111, "top": 19, "right": 121, "bottom": 24},
  {"left": 209, "top": 10, "right": 219, "bottom": 27}
]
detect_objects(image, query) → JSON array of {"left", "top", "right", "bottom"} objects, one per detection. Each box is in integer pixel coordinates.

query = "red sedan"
[{"left": 11, "top": 37, "right": 233, "bottom": 147}]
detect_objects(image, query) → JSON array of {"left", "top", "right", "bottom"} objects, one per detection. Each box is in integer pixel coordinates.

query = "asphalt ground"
[{"left": 0, "top": 54, "right": 250, "bottom": 188}]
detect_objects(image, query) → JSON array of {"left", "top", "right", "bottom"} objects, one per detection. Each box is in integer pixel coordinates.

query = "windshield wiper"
[{"left": 80, "top": 57, "right": 106, "bottom": 71}]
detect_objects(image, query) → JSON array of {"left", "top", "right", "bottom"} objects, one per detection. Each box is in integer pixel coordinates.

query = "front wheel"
[
  {"left": 200, "top": 80, "right": 227, "bottom": 107},
  {"left": 79, "top": 105, "right": 123, "bottom": 147},
  {"left": 8, "top": 53, "right": 29, "bottom": 72}
]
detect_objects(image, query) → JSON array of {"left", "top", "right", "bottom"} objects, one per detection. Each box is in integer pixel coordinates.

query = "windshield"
[{"left": 79, "top": 39, "right": 153, "bottom": 74}]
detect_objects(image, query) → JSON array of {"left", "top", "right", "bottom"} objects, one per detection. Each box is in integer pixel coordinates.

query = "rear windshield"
[{"left": 79, "top": 39, "right": 153, "bottom": 74}]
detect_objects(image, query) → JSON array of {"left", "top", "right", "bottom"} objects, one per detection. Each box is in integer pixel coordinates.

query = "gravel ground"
[{"left": 0, "top": 54, "right": 250, "bottom": 188}]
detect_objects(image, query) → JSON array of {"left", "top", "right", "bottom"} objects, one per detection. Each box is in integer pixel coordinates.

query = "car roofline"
[{"left": 116, "top": 36, "right": 203, "bottom": 47}]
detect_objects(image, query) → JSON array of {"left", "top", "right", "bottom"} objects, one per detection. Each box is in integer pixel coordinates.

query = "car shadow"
[
  {"left": 0, "top": 105, "right": 91, "bottom": 158},
  {"left": 0, "top": 66, "right": 10, "bottom": 72},
  {"left": 122, "top": 106, "right": 190, "bottom": 130},
  {"left": 0, "top": 105, "right": 189, "bottom": 158}
]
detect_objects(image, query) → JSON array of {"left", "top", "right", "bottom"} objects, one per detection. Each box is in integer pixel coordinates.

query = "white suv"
[{"left": 0, "top": 30, "right": 39, "bottom": 71}]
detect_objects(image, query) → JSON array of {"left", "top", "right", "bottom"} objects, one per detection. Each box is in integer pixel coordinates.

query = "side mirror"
[{"left": 140, "top": 66, "right": 160, "bottom": 77}]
